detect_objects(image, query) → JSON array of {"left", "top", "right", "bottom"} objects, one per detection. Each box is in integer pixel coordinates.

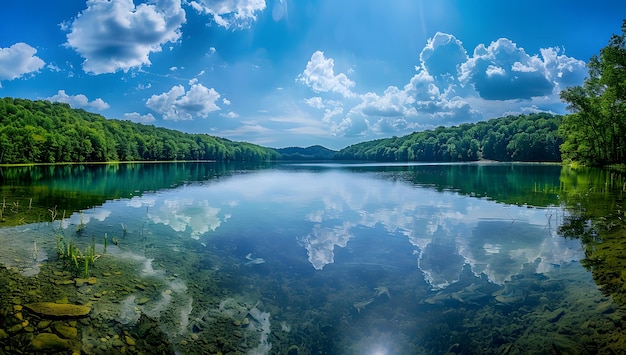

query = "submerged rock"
[
  {"left": 28, "top": 333, "right": 72, "bottom": 352},
  {"left": 53, "top": 323, "right": 78, "bottom": 339},
  {"left": 24, "top": 302, "right": 91, "bottom": 318}
]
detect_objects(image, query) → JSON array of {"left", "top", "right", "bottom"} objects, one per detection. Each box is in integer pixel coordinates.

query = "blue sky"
[{"left": 1, "top": 1, "right": 624, "bottom": 150}]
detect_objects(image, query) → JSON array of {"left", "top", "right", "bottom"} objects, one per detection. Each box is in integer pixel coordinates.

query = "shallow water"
[{"left": 1, "top": 162, "right": 625, "bottom": 354}]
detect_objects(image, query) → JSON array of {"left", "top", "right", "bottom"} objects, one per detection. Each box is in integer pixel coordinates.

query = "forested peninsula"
[
  {"left": 335, "top": 113, "right": 562, "bottom": 162},
  {"left": 0, "top": 97, "right": 280, "bottom": 164}
]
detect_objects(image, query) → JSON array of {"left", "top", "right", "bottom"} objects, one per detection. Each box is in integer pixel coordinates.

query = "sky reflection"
[{"left": 72, "top": 168, "right": 583, "bottom": 290}]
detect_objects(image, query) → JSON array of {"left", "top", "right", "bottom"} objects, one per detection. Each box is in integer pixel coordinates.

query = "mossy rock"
[
  {"left": 24, "top": 302, "right": 91, "bottom": 318},
  {"left": 53, "top": 323, "right": 78, "bottom": 339},
  {"left": 28, "top": 333, "right": 72, "bottom": 352}
]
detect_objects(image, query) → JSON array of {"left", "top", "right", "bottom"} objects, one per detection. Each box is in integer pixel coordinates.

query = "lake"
[{"left": 1, "top": 162, "right": 625, "bottom": 354}]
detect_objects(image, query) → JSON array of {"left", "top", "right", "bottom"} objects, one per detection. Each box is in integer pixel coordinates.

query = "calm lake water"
[{"left": 1, "top": 162, "right": 625, "bottom": 354}]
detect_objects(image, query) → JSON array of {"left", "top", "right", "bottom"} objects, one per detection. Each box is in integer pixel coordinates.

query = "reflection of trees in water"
[{"left": 558, "top": 167, "right": 626, "bottom": 307}]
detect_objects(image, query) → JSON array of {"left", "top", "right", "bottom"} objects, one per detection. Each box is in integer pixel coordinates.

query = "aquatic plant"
[
  {"left": 48, "top": 205, "right": 58, "bottom": 222},
  {"left": 56, "top": 232, "right": 100, "bottom": 278},
  {"left": 104, "top": 233, "right": 108, "bottom": 254},
  {"left": 76, "top": 211, "right": 85, "bottom": 234},
  {"left": 32, "top": 241, "right": 38, "bottom": 261}
]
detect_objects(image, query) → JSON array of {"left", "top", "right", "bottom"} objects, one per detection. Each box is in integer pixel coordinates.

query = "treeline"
[
  {"left": 334, "top": 113, "right": 562, "bottom": 162},
  {"left": 0, "top": 98, "right": 280, "bottom": 164}
]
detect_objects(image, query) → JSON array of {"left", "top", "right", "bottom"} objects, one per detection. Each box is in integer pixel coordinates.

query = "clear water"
[{"left": 1, "top": 162, "right": 624, "bottom": 354}]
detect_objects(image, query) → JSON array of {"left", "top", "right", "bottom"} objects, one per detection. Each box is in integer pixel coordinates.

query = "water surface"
[{"left": 1, "top": 162, "right": 624, "bottom": 354}]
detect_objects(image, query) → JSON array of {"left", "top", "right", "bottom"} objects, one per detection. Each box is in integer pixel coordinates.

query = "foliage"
[
  {"left": 334, "top": 113, "right": 562, "bottom": 162},
  {"left": 56, "top": 233, "right": 98, "bottom": 278},
  {"left": 0, "top": 97, "right": 280, "bottom": 164},
  {"left": 559, "top": 20, "right": 626, "bottom": 166}
]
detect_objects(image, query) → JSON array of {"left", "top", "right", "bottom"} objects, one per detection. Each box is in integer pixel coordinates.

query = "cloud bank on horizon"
[{"left": 0, "top": 0, "right": 624, "bottom": 149}]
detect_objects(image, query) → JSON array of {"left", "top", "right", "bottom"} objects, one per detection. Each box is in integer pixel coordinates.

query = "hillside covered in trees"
[
  {"left": 334, "top": 113, "right": 562, "bottom": 162},
  {"left": 0, "top": 97, "right": 280, "bottom": 164},
  {"left": 0, "top": 97, "right": 564, "bottom": 165},
  {"left": 276, "top": 145, "right": 337, "bottom": 160}
]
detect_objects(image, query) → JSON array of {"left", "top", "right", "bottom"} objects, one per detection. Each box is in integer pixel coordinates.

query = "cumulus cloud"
[
  {"left": 146, "top": 82, "right": 221, "bottom": 121},
  {"left": 331, "top": 116, "right": 369, "bottom": 137},
  {"left": 65, "top": 0, "right": 186, "bottom": 74},
  {"left": 0, "top": 43, "right": 45, "bottom": 85},
  {"left": 420, "top": 32, "right": 468, "bottom": 81},
  {"left": 189, "top": 0, "right": 266, "bottom": 29},
  {"left": 303, "top": 32, "right": 587, "bottom": 139},
  {"left": 540, "top": 47, "right": 587, "bottom": 88},
  {"left": 358, "top": 87, "right": 415, "bottom": 118},
  {"left": 124, "top": 112, "right": 157, "bottom": 123},
  {"left": 297, "top": 51, "right": 356, "bottom": 97},
  {"left": 45, "top": 90, "right": 110, "bottom": 110},
  {"left": 459, "top": 38, "right": 554, "bottom": 100}
]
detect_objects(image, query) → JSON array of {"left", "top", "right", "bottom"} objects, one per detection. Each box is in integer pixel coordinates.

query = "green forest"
[
  {"left": 0, "top": 98, "right": 563, "bottom": 164},
  {"left": 0, "top": 97, "right": 280, "bottom": 164},
  {"left": 334, "top": 113, "right": 562, "bottom": 162}
]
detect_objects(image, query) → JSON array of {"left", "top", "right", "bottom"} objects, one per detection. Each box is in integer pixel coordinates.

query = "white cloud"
[
  {"left": 45, "top": 90, "right": 110, "bottom": 110},
  {"left": 189, "top": 0, "right": 266, "bottom": 29},
  {"left": 0, "top": 43, "right": 45, "bottom": 85},
  {"left": 146, "top": 83, "right": 221, "bottom": 121},
  {"left": 304, "top": 96, "right": 324, "bottom": 109},
  {"left": 420, "top": 32, "right": 468, "bottom": 80},
  {"left": 293, "top": 32, "right": 587, "bottom": 141},
  {"left": 539, "top": 47, "right": 587, "bottom": 88},
  {"left": 323, "top": 107, "right": 343, "bottom": 123},
  {"left": 297, "top": 51, "right": 356, "bottom": 97},
  {"left": 459, "top": 38, "right": 554, "bottom": 100},
  {"left": 486, "top": 65, "right": 506, "bottom": 77},
  {"left": 357, "top": 86, "right": 415, "bottom": 118},
  {"left": 220, "top": 111, "right": 239, "bottom": 119},
  {"left": 65, "top": 0, "right": 186, "bottom": 74},
  {"left": 124, "top": 112, "right": 157, "bottom": 123}
]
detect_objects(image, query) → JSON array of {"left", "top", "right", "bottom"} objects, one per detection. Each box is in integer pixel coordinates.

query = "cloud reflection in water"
[{"left": 115, "top": 169, "right": 582, "bottom": 289}]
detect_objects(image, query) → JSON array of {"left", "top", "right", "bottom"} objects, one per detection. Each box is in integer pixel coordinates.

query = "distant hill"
[{"left": 275, "top": 145, "right": 337, "bottom": 160}]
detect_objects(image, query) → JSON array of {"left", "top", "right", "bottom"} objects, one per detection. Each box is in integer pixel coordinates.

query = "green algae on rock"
[
  {"left": 24, "top": 302, "right": 91, "bottom": 318},
  {"left": 53, "top": 323, "right": 79, "bottom": 339},
  {"left": 28, "top": 332, "right": 73, "bottom": 352}
]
